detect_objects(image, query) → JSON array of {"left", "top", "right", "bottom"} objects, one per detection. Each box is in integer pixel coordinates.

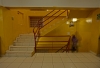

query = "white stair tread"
[
  {"left": 6, "top": 51, "right": 33, "bottom": 53},
  {"left": 10, "top": 46, "right": 35, "bottom": 47}
]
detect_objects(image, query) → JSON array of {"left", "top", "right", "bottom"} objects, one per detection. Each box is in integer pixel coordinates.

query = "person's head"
[{"left": 72, "top": 35, "right": 76, "bottom": 38}]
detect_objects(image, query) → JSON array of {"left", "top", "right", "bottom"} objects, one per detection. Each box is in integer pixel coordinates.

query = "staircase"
[
  {"left": 5, "top": 10, "right": 70, "bottom": 56},
  {"left": 40, "top": 17, "right": 68, "bottom": 36},
  {"left": 33, "top": 10, "right": 70, "bottom": 53},
  {"left": 5, "top": 34, "right": 35, "bottom": 57}
]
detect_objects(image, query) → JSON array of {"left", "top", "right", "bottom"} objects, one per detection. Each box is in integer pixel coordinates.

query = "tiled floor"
[{"left": 0, "top": 53, "right": 100, "bottom": 68}]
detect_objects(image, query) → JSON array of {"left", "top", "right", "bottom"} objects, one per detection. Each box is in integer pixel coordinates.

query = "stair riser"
[
  {"left": 19, "top": 37, "right": 34, "bottom": 39},
  {"left": 10, "top": 47, "right": 34, "bottom": 51},
  {"left": 14, "top": 43, "right": 35, "bottom": 46},
  {"left": 5, "top": 52, "right": 32, "bottom": 57},
  {"left": 17, "top": 38, "right": 34, "bottom": 41}
]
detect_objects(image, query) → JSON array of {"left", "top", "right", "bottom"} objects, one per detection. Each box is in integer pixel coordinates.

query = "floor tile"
[
  {"left": 23, "top": 57, "right": 35, "bottom": 62},
  {"left": 64, "top": 63, "right": 76, "bottom": 68},
  {"left": 3, "top": 57, "right": 17, "bottom": 62},
  {"left": 74, "top": 53, "right": 85, "bottom": 58},
  {"left": 44, "top": 56, "right": 52, "bottom": 58},
  {"left": 19, "top": 63, "right": 32, "bottom": 68},
  {"left": 0, "top": 53, "right": 100, "bottom": 68},
  {"left": 82, "top": 53, "right": 93, "bottom": 58},
  {"left": 33, "top": 57, "right": 43, "bottom": 62},
  {"left": 42, "top": 63, "right": 53, "bottom": 68},
  {"left": 70, "top": 58, "right": 82, "bottom": 62},
  {"left": 79, "top": 58, "right": 92, "bottom": 62},
  {"left": 43, "top": 58, "right": 52, "bottom": 62},
  {"left": 0, "top": 62, "right": 11, "bottom": 68},
  {"left": 59, "top": 53, "right": 69, "bottom": 58},
  {"left": 84, "top": 62, "right": 100, "bottom": 68},
  {"left": 87, "top": 58, "right": 100, "bottom": 62},
  {"left": 53, "top": 58, "right": 62, "bottom": 62},
  {"left": 0, "top": 57, "right": 9, "bottom": 62},
  {"left": 13, "top": 57, "right": 26, "bottom": 62},
  {"left": 30, "top": 62, "right": 42, "bottom": 68},
  {"left": 67, "top": 53, "right": 77, "bottom": 58},
  {"left": 53, "top": 62, "right": 65, "bottom": 68},
  {"left": 62, "top": 58, "right": 72, "bottom": 62},
  {"left": 7, "top": 62, "right": 22, "bottom": 68},
  {"left": 52, "top": 54, "right": 60, "bottom": 58},
  {"left": 74, "top": 63, "right": 88, "bottom": 68},
  {"left": 94, "top": 62, "right": 100, "bottom": 67}
]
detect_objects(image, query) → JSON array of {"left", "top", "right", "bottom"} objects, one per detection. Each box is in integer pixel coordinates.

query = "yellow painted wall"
[
  {"left": 0, "top": 8, "right": 67, "bottom": 55},
  {"left": 45, "top": 19, "right": 76, "bottom": 36},
  {"left": 0, "top": 7, "right": 14, "bottom": 55},
  {"left": 0, "top": 7, "right": 4, "bottom": 55},
  {"left": 10, "top": 9, "right": 67, "bottom": 34},
  {"left": 90, "top": 9, "right": 100, "bottom": 54},
  {"left": 46, "top": 18, "right": 92, "bottom": 52},
  {"left": 76, "top": 18, "right": 92, "bottom": 52},
  {"left": 1, "top": 7, "right": 100, "bottom": 54}
]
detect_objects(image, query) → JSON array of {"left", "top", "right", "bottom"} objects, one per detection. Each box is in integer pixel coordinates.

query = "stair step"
[
  {"left": 16, "top": 38, "right": 34, "bottom": 42},
  {"left": 14, "top": 42, "right": 35, "bottom": 46},
  {"left": 9, "top": 46, "right": 35, "bottom": 51},
  {"left": 5, "top": 51, "right": 34, "bottom": 57},
  {"left": 19, "top": 34, "right": 34, "bottom": 39}
]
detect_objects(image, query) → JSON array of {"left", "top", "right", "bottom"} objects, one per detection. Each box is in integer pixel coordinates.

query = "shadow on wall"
[{"left": 75, "top": 31, "right": 82, "bottom": 48}]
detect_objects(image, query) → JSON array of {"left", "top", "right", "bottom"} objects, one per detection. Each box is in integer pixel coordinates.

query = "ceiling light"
[
  {"left": 86, "top": 18, "right": 92, "bottom": 23},
  {"left": 72, "top": 18, "right": 77, "bottom": 22},
  {"left": 66, "top": 21, "right": 70, "bottom": 24}
]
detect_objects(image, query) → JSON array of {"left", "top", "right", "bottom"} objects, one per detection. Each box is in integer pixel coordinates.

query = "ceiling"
[{"left": 7, "top": 7, "right": 97, "bottom": 18}]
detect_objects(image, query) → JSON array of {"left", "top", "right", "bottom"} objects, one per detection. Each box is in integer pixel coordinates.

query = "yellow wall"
[
  {"left": 0, "top": 7, "right": 14, "bottom": 55},
  {"left": 45, "top": 19, "right": 76, "bottom": 36},
  {"left": 0, "top": 8, "right": 67, "bottom": 55},
  {"left": 1, "top": 7, "right": 100, "bottom": 54},
  {"left": 10, "top": 9, "right": 67, "bottom": 34},
  {"left": 46, "top": 18, "right": 92, "bottom": 52},
  {"left": 0, "top": 7, "right": 4, "bottom": 55},
  {"left": 76, "top": 18, "right": 92, "bottom": 52},
  {"left": 90, "top": 9, "right": 100, "bottom": 54}
]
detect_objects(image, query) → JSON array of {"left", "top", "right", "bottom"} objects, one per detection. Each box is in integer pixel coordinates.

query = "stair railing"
[
  {"left": 55, "top": 35, "right": 71, "bottom": 53},
  {"left": 35, "top": 10, "right": 67, "bottom": 38},
  {"left": 40, "top": 10, "right": 67, "bottom": 29},
  {"left": 33, "top": 10, "right": 62, "bottom": 52},
  {"left": 33, "top": 10, "right": 68, "bottom": 52},
  {"left": 34, "top": 10, "right": 61, "bottom": 36}
]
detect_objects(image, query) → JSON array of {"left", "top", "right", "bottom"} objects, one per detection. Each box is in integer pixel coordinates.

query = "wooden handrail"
[
  {"left": 35, "top": 10, "right": 67, "bottom": 36},
  {"left": 33, "top": 10, "right": 68, "bottom": 53},
  {"left": 36, "top": 36, "right": 71, "bottom": 53},
  {"left": 33, "top": 10, "right": 55, "bottom": 30},
  {"left": 33, "top": 10, "right": 55, "bottom": 52},
  {"left": 42, "top": 10, "right": 60, "bottom": 23},
  {"left": 55, "top": 45, "right": 67, "bottom": 53},
  {"left": 34, "top": 10, "right": 61, "bottom": 36},
  {"left": 40, "top": 10, "right": 67, "bottom": 29},
  {"left": 55, "top": 36, "right": 71, "bottom": 53}
]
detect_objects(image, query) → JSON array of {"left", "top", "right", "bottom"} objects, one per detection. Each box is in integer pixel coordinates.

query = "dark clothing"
[{"left": 72, "top": 35, "right": 78, "bottom": 52}]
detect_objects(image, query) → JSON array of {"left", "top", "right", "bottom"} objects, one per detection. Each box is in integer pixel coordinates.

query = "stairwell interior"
[
  {"left": 1, "top": 7, "right": 99, "bottom": 57},
  {"left": 4, "top": 9, "right": 71, "bottom": 57}
]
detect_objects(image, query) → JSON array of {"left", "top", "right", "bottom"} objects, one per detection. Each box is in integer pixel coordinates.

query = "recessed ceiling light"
[
  {"left": 86, "top": 18, "right": 92, "bottom": 23},
  {"left": 66, "top": 21, "right": 70, "bottom": 24},
  {"left": 72, "top": 18, "right": 77, "bottom": 22}
]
